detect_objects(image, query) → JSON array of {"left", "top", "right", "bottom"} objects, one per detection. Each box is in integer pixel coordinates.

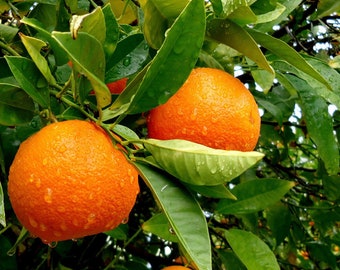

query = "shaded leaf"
[
  {"left": 185, "top": 183, "right": 237, "bottom": 199},
  {"left": 225, "top": 229, "right": 280, "bottom": 270},
  {"left": 52, "top": 32, "right": 111, "bottom": 108},
  {"left": 142, "top": 213, "right": 179, "bottom": 242},
  {"left": 110, "top": 0, "right": 205, "bottom": 114},
  {"left": 306, "top": 242, "right": 337, "bottom": 269},
  {"left": 102, "top": 4, "right": 120, "bottom": 59},
  {"left": 135, "top": 162, "right": 212, "bottom": 270},
  {"left": 0, "top": 84, "right": 35, "bottom": 126},
  {"left": 5, "top": 56, "right": 50, "bottom": 108},
  {"left": 206, "top": 19, "right": 274, "bottom": 75},
  {"left": 217, "top": 249, "right": 246, "bottom": 270},
  {"left": 105, "top": 224, "right": 128, "bottom": 241},
  {"left": 144, "top": 139, "right": 264, "bottom": 186},
  {"left": 317, "top": 0, "right": 340, "bottom": 17},
  {"left": 284, "top": 74, "right": 339, "bottom": 175},
  {"left": 217, "top": 179, "right": 295, "bottom": 214}
]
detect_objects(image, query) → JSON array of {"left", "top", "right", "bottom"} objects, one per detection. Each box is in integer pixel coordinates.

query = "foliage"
[{"left": 0, "top": 0, "right": 339, "bottom": 269}]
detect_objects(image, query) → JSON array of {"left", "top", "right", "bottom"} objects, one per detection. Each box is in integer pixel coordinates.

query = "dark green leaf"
[
  {"left": 207, "top": 19, "right": 274, "bottom": 75},
  {"left": 185, "top": 183, "right": 237, "bottom": 199},
  {"left": 142, "top": 213, "right": 179, "bottom": 242},
  {"left": 306, "top": 242, "right": 337, "bottom": 269},
  {"left": 266, "top": 202, "right": 291, "bottom": 246},
  {"left": 284, "top": 74, "right": 339, "bottom": 175},
  {"left": 217, "top": 249, "right": 246, "bottom": 270},
  {"left": 225, "top": 229, "right": 280, "bottom": 270},
  {"left": 144, "top": 139, "right": 264, "bottom": 186},
  {"left": 217, "top": 179, "right": 295, "bottom": 214},
  {"left": 0, "top": 24, "right": 18, "bottom": 42},
  {"left": 105, "top": 34, "right": 149, "bottom": 82},
  {"left": 323, "top": 175, "right": 340, "bottom": 201},
  {"left": 0, "top": 84, "right": 35, "bottom": 126},
  {"left": 0, "top": 236, "right": 17, "bottom": 270},
  {"left": 105, "top": 224, "right": 128, "bottom": 240},
  {"left": 110, "top": 0, "right": 206, "bottom": 114},
  {"left": 102, "top": 4, "right": 120, "bottom": 59},
  {"left": 135, "top": 162, "right": 212, "bottom": 270},
  {"left": 5, "top": 56, "right": 50, "bottom": 108}
]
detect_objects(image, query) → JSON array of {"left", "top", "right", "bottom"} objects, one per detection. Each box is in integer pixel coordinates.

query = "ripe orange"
[
  {"left": 147, "top": 67, "right": 260, "bottom": 151},
  {"left": 8, "top": 120, "right": 139, "bottom": 243},
  {"left": 162, "top": 266, "right": 192, "bottom": 270},
  {"left": 106, "top": 78, "right": 128, "bottom": 94}
]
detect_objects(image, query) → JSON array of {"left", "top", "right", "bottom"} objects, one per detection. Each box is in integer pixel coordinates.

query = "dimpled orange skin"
[
  {"left": 8, "top": 120, "right": 139, "bottom": 243},
  {"left": 147, "top": 67, "right": 261, "bottom": 151}
]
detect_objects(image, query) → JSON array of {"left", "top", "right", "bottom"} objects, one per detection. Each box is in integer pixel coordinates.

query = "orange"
[
  {"left": 90, "top": 78, "right": 128, "bottom": 95},
  {"left": 106, "top": 78, "right": 128, "bottom": 94},
  {"left": 8, "top": 120, "right": 139, "bottom": 243},
  {"left": 162, "top": 266, "right": 192, "bottom": 270},
  {"left": 147, "top": 67, "right": 260, "bottom": 151}
]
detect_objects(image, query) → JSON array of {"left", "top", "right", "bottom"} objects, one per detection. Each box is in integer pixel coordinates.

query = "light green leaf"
[
  {"left": 109, "top": 0, "right": 205, "bottom": 115},
  {"left": 19, "top": 33, "right": 57, "bottom": 86},
  {"left": 5, "top": 56, "right": 50, "bottom": 108},
  {"left": 52, "top": 32, "right": 111, "bottom": 108},
  {"left": 144, "top": 139, "right": 264, "bottom": 186},
  {"left": 247, "top": 29, "right": 331, "bottom": 90},
  {"left": 255, "top": 2, "right": 286, "bottom": 24},
  {"left": 206, "top": 19, "right": 274, "bottom": 75},
  {"left": 225, "top": 229, "right": 280, "bottom": 270},
  {"left": 0, "top": 84, "right": 35, "bottom": 126},
  {"left": 0, "top": 181, "right": 5, "bottom": 227},
  {"left": 142, "top": 213, "right": 179, "bottom": 242},
  {"left": 21, "top": 17, "right": 68, "bottom": 65},
  {"left": 217, "top": 179, "right": 295, "bottom": 214},
  {"left": 135, "top": 162, "right": 212, "bottom": 270},
  {"left": 70, "top": 6, "right": 105, "bottom": 44}
]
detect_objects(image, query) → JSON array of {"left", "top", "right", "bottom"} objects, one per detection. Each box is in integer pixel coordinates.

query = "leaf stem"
[
  {"left": 0, "top": 40, "right": 20, "bottom": 56},
  {"left": 50, "top": 89, "right": 97, "bottom": 122}
]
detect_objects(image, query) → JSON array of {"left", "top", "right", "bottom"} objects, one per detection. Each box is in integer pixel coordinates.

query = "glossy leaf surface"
[
  {"left": 144, "top": 139, "right": 264, "bottom": 186},
  {"left": 135, "top": 162, "right": 212, "bottom": 270},
  {"left": 217, "top": 179, "right": 295, "bottom": 214},
  {"left": 225, "top": 229, "right": 280, "bottom": 270}
]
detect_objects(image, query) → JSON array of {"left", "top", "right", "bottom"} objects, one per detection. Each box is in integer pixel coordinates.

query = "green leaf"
[
  {"left": 284, "top": 74, "right": 339, "bottom": 175},
  {"left": 70, "top": 7, "right": 105, "bottom": 44},
  {"left": 0, "top": 84, "right": 35, "bottom": 126},
  {"left": 0, "top": 181, "right": 5, "bottom": 227},
  {"left": 225, "top": 229, "right": 280, "bottom": 270},
  {"left": 19, "top": 33, "right": 57, "bottom": 86},
  {"left": 105, "top": 34, "right": 149, "bottom": 82},
  {"left": 306, "top": 242, "right": 337, "bottom": 269},
  {"left": 206, "top": 19, "right": 274, "bottom": 75},
  {"left": 142, "top": 213, "right": 179, "bottom": 242},
  {"left": 323, "top": 175, "right": 340, "bottom": 201},
  {"left": 5, "top": 56, "right": 50, "bottom": 108},
  {"left": 149, "top": 0, "right": 189, "bottom": 19},
  {"left": 52, "top": 31, "right": 111, "bottom": 108},
  {"left": 110, "top": 0, "right": 205, "bottom": 114},
  {"left": 21, "top": 17, "right": 69, "bottom": 65},
  {"left": 217, "top": 179, "right": 295, "bottom": 214},
  {"left": 247, "top": 29, "right": 331, "bottom": 90},
  {"left": 139, "top": 0, "right": 168, "bottom": 49},
  {"left": 0, "top": 24, "right": 18, "bottom": 42},
  {"left": 144, "top": 139, "right": 264, "bottom": 186},
  {"left": 105, "top": 224, "right": 128, "bottom": 240},
  {"left": 217, "top": 249, "right": 246, "bottom": 270},
  {"left": 215, "top": 0, "right": 256, "bottom": 18},
  {"left": 266, "top": 202, "right": 291, "bottom": 246},
  {"left": 317, "top": 0, "right": 340, "bottom": 17},
  {"left": 135, "top": 162, "right": 212, "bottom": 270},
  {"left": 102, "top": 4, "right": 120, "bottom": 58},
  {"left": 184, "top": 183, "right": 237, "bottom": 199}
]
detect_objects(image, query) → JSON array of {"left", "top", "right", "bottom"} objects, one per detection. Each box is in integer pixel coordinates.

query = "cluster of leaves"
[{"left": 0, "top": 0, "right": 339, "bottom": 269}]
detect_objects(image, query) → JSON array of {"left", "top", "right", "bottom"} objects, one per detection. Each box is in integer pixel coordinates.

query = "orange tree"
[{"left": 0, "top": 0, "right": 339, "bottom": 269}]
